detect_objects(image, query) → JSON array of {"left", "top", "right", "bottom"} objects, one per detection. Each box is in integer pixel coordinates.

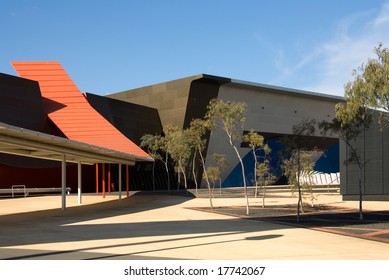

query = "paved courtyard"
[{"left": 0, "top": 191, "right": 388, "bottom": 260}]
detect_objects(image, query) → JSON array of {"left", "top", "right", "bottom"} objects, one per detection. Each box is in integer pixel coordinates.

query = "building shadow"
[{"left": 0, "top": 193, "right": 287, "bottom": 260}]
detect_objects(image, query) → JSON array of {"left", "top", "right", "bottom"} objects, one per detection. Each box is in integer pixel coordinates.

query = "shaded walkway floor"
[{"left": 0, "top": 192, "right": 388, "bottom": 260}]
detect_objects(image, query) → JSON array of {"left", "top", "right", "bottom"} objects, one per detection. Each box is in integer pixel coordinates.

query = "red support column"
[
  {"left": 102, "top": 163, "right": 106, "bottom": 198},
  {"left": 108, "top": 163, "right": 111, "bottom": 194},
  {"left": 95, "top": 163, "right": 99, "bottom": 194},
  {"left": 126, "top": 165, "right": 129, "bottom": 197}
]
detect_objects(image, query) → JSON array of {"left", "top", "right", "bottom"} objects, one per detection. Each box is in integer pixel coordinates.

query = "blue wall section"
[
  {"left": 222, "top": 139, "right": 284, "bottom": 187},
  {"left": 222, "top": 140, "right": 339, "bottom": 187},
  {"left": 313, "top": 143, "right": 339, "bottom": 173}
]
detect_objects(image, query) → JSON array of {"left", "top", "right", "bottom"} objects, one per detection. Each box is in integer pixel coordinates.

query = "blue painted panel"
[
  {"left": 222, "top": 141, "right": 339, "bottom": 187},
  {"left": 222, "top": 139, "right": 284, "bottom": 187},
  {"left": 314, "top": 143, "right": 339, "bottom": 173}
]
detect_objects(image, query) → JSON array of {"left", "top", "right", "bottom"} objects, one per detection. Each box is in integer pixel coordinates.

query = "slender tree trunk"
[
  {"left": 192, "top": 151, "right": 198, "bottom": 194},
  {"left": 152, "top": 161, "right": 155, "bottom": 191},
  {"left": 219, "top": 178, "right": 222, "bottom": 196},
  {"left": 358, "top": 166, "right": 363, "bottom": 220},
  {"left": 179, "top": 164, "right": 188, "bottom": 190},
  {"left": 348, "top": 142, "right": 364, "bottom": 220},
  {"left": 231, "top": 142, "right": 249, "bottom": 215},
  {"left": 253, "top": 148, "right": 258, "bottom": 198},
  {"left": 177, "top": 166, "right": 180, "bottom": 191},
  {"left": 297, "top": 149, "right": 301, "bottom": 222},
  {"left": 198, "top": 145, "right": 213, "bottom": 208},
  {"left": 262, "top": 177, "right": 266, "bottom": 208},
  {"left": 164, "top": 153, "right": 170, "bottom": 192},
  {"left": 307, "top": 172, "right": 314, "bottom": 207}
]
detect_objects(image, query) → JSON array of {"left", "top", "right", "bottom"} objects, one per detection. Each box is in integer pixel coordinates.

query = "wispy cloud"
[{"left": 279, "top": 2, "right": 389, "bottom": 96}]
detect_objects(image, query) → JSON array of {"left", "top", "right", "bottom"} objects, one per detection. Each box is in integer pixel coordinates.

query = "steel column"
[
  {"left": 61, "top": 154, "right": 67, "bottom": 210},
  {"left": 108, "top": 163, "right": 111, "bottom": 194},
  {"left": 78, "top": 162, "right": 82, "bottom": 205},
  {"left": 126, "top": 165, "right": 129, "bottom": 197},
  {"left": 119, "top": 163, "right": 122, "bottom": 200},
  {"left": 102, "top": 163, "right": 106, "bottom": 198},
  {"left": 95, "top": 163, "right": 99, "bottom": 194}
]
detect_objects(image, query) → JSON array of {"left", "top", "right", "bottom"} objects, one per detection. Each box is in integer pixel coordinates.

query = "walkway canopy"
[
  {"left": 0, "top": 121, "right": 144, "bottom": 166},
  {"left": 0, "top": 61, "right": 153, "bottom": 210},
  {"left": 0, "top": 120, "right": 153, "bottom": 210}
]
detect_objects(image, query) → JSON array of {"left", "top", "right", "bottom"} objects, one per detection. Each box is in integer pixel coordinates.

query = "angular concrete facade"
[
  {"left": 109, "top": 75, "right": 342, "bottom": 188},
  {"left": 111, "top": 75, "right": 204, "bottom": 128},
  {"left": 208, "top": 80, "right": 341, "bottom": 185},
  {"left": 5, "top": 64, "right": 388, "bottom": 200}
]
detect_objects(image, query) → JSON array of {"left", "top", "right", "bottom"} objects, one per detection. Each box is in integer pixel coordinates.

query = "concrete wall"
[
  {"left": 86, "top": 93, "right": 163, "bottom": 145},
  {"left": 108, "top": 75, "right": 202, "bottom": 128},
  {"left": 205, "top": 82, "right": 340, "bottom": 186},
  {"left": 0, "top": 73, "right": 51, "bottom": 134},
  {"left": 341, "top": 111, "right": 389, "bottom": 200},
  {"left": 109, "top": 74, "right": 343, "bottom": 189}
]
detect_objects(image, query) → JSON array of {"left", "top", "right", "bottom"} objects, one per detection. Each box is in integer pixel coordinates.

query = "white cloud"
[
  {"left": 289, "top": 2, "right": 389, "bottom": 96},
  {"left": 372, "top": 2, "right": 389, "bottom": 27}
]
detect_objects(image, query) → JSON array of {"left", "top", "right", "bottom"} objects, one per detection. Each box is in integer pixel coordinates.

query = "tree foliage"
[
  {"left": 140, "top": 133, "right": 163, "bottom": 191},
  {"left": 164, "top": 124, "right": 192, "bottom": 190},
  {"left": 205, "top": 166, "right": 221, "bottom": 189},
  {"left": 242, "top": 129, "right": 271, "bottom": 199},
  {"left": 187, "top": 118, "right": 214, "bottom": 208},
  {"left": 205, "top": 99, "right": 251, "bottom": 214},
  {"left": 347, "top": 43, "right": 389, "bottom": 128},
  {"left": 319, "top": 46, "right": 381, "bottom": 220},
  {"left": 318, "top": 45, "right": 389, "bottom": 220},
  {"left": 205, "top": 99, "right": 247, "bottom": 142},
  {"left": 282, "top": 149, "right": 317, "bottom": 208},
  {"left": 212, "top": 153, "right": 228, "bottom": 196},
  {"left": 256, "top": 158, "right": 276, "bottom": 208},
  {"left": 281, "top": 118, "right": 316, "bottom": 222}
]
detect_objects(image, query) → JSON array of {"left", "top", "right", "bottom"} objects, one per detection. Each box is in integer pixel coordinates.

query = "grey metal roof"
[{"left": 228, "top": 78, "right": 345, "bottom": 102}]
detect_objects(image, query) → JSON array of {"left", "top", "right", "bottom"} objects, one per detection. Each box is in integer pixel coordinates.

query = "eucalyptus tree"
[
  {"left": 140, "top": 134, "right": 162, "bottom": 191},
  {"left": 212, "top": 153, "right": 228, "bottom": 196},
  {"left": 242, "top": 129, "right": 270, "bottom": 198},
  {"left": 281, "top": 118, "right": 316, "bottom": 222},
  {"left": 187, "top": 118, "right": 214, "bottom": 208},
  {"left": 319, "top": 66, "right": 373, "bottom": 220},
  {"left": 283, "top": 150, "right": 316, "bottom": 207},
  {"left": 318, "top": 46, "right": 385, "bottom": 220},
  {"left": 205, "top": 99, "right": 250, "bottom": 214},
  {"left": 157, "top": 133, "right": 171, "bottom": 191},
  {"left": 256, "top": 159, "right": 276, "bottom": 207},
  {"left": 355, "top": 43, "right": 389, "bottom": 128},
  {"left": 205, "top": 166, "right": 221, "bottom": 192},
  {"left": 164, "top": 124, "right": 192, "bottom": 190},
  {"left": 319, "top": 116, "right": 369, "bottom": 220},
  {"left": 190, "top": 149, "right": 199, "bottom": 193}
]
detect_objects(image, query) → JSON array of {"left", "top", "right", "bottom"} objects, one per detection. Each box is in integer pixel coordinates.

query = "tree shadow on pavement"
[
  {"left": 201, "top": 204, "right": 389, "bottom": 244},
  {"left": 0, "top": 193, "right": 287, "bottom": 260}
]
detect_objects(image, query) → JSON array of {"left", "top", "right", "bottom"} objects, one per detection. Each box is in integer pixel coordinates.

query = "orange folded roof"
[{"left": 12, "top": 61, "right": 151, "bottom": 162}]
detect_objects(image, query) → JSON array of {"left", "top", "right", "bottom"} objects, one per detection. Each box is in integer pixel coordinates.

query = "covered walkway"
[
  {"left": 0, "top": 61, "right": 152, "bottom": 209},
  {"left": 0, "top": 121, "right": 152, "bottom": 209}
]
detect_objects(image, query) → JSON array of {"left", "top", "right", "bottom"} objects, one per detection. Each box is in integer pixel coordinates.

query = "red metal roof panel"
[{"left": 12, "top": 61, "right": 151, "bottom": 161}]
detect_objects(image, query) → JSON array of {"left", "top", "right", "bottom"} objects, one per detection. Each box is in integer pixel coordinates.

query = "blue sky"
[{"left": 1, "top": 1, "right": 389, "bottom": 96}]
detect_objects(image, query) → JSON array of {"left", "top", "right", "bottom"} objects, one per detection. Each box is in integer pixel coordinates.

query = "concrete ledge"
[{"left": 342, "top": 194, "right": 389, "bottom": 201}]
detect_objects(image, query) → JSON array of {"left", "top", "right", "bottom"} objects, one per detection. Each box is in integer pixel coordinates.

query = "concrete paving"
[{"left": 0, "top": 191, "right": 388, "bottom": 260}]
